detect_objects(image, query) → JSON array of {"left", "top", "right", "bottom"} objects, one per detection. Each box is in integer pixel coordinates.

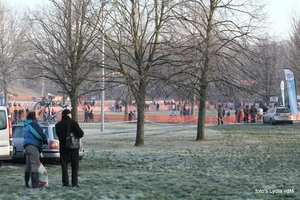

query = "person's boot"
[
  {"left": 31, "top": 172, "right": 42, "bottom": 188},
  {"left": 25, "top": 172, "right": 30, "bottom": 187}
]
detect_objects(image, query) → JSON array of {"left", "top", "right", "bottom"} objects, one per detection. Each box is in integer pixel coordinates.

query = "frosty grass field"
[{"left": 1, "top": 121, "right": 300, "bottom": 200}]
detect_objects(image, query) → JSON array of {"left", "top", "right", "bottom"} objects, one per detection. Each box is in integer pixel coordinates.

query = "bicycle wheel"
[
  {"left": 33, "top": 101, "right": 50, "bottom": 122},
  {"left": 174, "top": 118, "right": 178, "bottom": 124},
  {"left": 33, "top": 101, "right": 47, "bottom": 110}
]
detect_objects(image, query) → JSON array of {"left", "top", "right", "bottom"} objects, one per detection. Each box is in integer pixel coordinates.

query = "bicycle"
[
  {"left": 98, "top": 115, "right": 109, "bottom": 123},
  {"left": 168, "top": 115, "right": 178, "bottom": 124},
  {"left": 33, "top": 101, "right": 68, "bottom": 123}
]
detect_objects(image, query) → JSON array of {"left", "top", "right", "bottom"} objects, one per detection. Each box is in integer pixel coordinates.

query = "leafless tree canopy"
[
  {"left": 162, "top": 0, "right": 267, "bottom": 140},
  {"left": 26, "top": 0, "right": 103, "bottom": 120},
  {"left": 0, "top": 2, "right": 29, "bottom": 104},
  {"left": 4, "top": 0, "right": 300, "bottom": 145}
]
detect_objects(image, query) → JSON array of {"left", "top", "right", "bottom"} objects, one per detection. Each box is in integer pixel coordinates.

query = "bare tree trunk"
[
  {"left": 134, "top": 79, "right": 146, "bottom": 147},
  {"left": 69, "top": 91, "right": 79, "bottom": 122},
  {"left": 191, "top": 86, "right": 196, "bottom": 116},
  {"left": 124, "top": 93, "right": 129, "bottom": 121},
  {"left": 196, "top": 84, "right": 207, "bottom": 141},
  {"left": 135, "top": 103, "right": 145, "bottom": 146}
]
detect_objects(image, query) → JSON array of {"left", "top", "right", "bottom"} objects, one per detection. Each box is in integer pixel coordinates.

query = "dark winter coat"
[
  {"left": 55, "top": 116, "right": 84, "bottom": 153},
  {"left": 217, "top": 107, "right": 224, "bottom": 118},
  {"left": 250, "top": 106, "right": 257, "bottom": 117}
]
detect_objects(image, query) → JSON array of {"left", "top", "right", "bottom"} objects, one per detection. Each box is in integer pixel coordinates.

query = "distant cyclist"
[{"left": 169, "top": 111, "right": 176, "bottom": 117}]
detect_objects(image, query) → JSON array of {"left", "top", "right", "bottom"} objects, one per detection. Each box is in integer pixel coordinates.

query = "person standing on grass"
[
  {"left": 250, "top": 105, "right": 257, "bottom": 123},
  {"left": 243, "top": 105, "right": 250, "bottom": 123},
  {"left": 55, "top": 109, "right": 84, "bottom": 187},
  {"left": 128, "top": 111, "right": 134, "bottom": 122},
  {"left": 13, "top": 102, "right": 18, "bottom": 122},
  {"left": 217, "top": 105, "right": 224, "bottom": 125},
  {"left": 23, "top": 111, "right": 48, "bottom": 188},
  {"left": 236, "top": 105, "right": 243, "bottom": 123},
  {"left": 257, "top": 107, "right": 263, "bottom": 122},
  {"left": 83, "top": 102, "right": 89, "bottom": 122}
]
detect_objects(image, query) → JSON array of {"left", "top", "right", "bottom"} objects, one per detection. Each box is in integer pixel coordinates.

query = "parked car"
[
  {"left": 12, "top": 122, "right": 84, "bottom": 162},
  {"left": 263, "top": 107, "right": 293, "bottom": 125},
  {"left": 0, "top": 106, "right": 13, "bottom": 167}
]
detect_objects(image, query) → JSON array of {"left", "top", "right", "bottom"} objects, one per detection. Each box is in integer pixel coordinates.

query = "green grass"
[{"left": 1, "top": 122, "right": 299, "bottom": 199}]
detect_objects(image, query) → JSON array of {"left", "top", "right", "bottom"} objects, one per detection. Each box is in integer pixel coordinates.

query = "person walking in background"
[
  {"left": 243, "top": 105, "right": 250, "bottom": 123},
  {"left": 13, "top": 102, "right": 18, "bottom": 122},
  {"left": 8, "top": 103, "right": 13, "bottom": 119},
  {"left": 23, "top": 111, "right": 48, "bottom": 188},
  {"left": 89, "top": 110, "right": 94, "bottom": 122},
  {"left": 217, "top": 105, "right": 224, "bottom": 125},
  {"left": 257, "top": 107, "right": 263, "bottom": 122},
  {"left": 55, "top": 109, "right": 84, "bottom": 187},
  {"left": 250, "top": 105, "right": 257, "bottom": 123},
  {"left": 83, "top": 102, "right": 90, "bottom": 122},
  {"left": 128, "top": 111, "right": 134, "bottom": 122},
  {"left": 186, "top": 108, "right": 190, "bottom": 115},
  {"left": 18, "top": 103, "right": 24, "bottom": 122},
  {"left": 236, "top": 105, "right": 243, "bottom": 123}
]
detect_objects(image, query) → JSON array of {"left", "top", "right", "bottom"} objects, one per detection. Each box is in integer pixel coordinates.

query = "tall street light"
[{"left": 100, "top": 1, "right": 105, "bottom": 132}]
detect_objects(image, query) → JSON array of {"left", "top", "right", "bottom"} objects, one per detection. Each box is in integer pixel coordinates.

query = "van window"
[{"left": 0, "top": 110, "right": 7, "bottom": 129}]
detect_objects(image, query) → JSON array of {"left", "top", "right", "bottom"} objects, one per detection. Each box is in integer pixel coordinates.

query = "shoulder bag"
[{"left": 66, "top": 120, "right": 80, "bottom": 150}]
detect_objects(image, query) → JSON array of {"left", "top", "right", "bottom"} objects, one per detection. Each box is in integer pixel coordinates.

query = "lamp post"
[
  {"left": 100, "top": 37, "right": 105, "bottom": 131},
  {"left": 100, "top": 2, "right": 105, "bottom": 132}
]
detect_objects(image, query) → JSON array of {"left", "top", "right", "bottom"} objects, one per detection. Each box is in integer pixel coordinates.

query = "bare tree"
[
  {"left": 287, "top": 18, "right": 300, "bottom": 96},
  {"left": 169, "top": 0, "right": 266, "bottom": 140},
  {"left": 246, "top": 38, "right": 285, "bottom": 104},
  {"left": 26, "top": 0, "right": 102, "bottom": 121},
  {"left": 93, "top": 0, "right": 173, "bottom": 146},
  {"left": 0, "top": 3, "right": 28, "bottom": 105}
]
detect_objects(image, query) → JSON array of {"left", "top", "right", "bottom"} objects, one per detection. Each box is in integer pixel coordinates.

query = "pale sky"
[
  {"left": 267, "top": 0, "right": 300, "bottom": 39},
  {"left": 5, "top": 0, "right": 42, "bottom": 8},
  {"left": 5, "top": 0, "right": 300, "bottom": 40}
]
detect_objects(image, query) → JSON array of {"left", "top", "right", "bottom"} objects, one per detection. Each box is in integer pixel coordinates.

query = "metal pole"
[{"left": 100, "top": 2, "right": 105, "bottom": 132}]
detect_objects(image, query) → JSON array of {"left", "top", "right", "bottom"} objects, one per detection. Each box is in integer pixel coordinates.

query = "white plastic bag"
[{"left": 29, "top": 163, "right": 49, "bottom": 187}]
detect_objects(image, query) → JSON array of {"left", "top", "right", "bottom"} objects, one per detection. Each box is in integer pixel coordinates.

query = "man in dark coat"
[{"left": 55, "top": 109, "right": 84, "bottom": 187}]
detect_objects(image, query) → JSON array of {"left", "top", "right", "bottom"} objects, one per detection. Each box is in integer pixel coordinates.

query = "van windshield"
[{"left": 0, "top": 110, "right": 7, "bottom": 129}]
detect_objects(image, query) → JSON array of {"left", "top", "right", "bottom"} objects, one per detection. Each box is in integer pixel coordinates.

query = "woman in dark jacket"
[
  {"left": 23, "top": 111, "right": 48, "bottom": 188},
  {"left": 55, "top": 109, "right": 84, "bottom": 187}
]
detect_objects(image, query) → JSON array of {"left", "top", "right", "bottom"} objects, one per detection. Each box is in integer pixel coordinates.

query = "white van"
[{"left": 0, "top": 106, "right": 13, "bottom": 167}]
